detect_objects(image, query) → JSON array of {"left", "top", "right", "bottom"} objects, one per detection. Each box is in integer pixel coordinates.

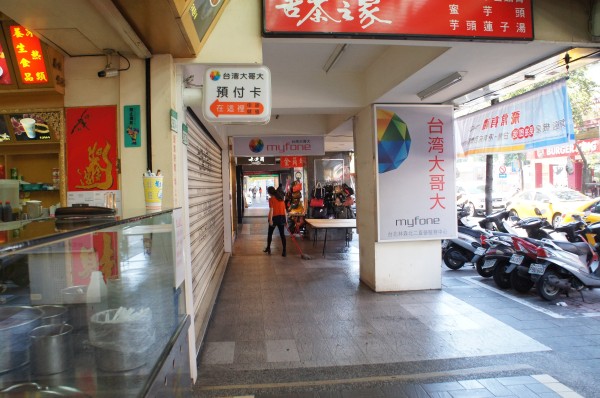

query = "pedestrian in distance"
[
  {"left": 264, "top": 186, "right": 287, "bottom": 257},
  {"left": 259, "top": 186, "right": 263, "bottom": 199}
]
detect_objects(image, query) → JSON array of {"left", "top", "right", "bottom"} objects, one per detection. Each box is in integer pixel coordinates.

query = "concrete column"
[{"left": 354, "top": 106, "right": 441, "bottom": 292}]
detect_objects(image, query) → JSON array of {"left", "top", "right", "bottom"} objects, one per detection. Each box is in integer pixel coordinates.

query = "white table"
[{"left": 305, "top": 218, "right": 357, "bottom": 256}]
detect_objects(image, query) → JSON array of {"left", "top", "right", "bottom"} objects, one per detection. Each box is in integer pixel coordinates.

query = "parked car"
[
  {"left": 456, "top": 184, "right": 508, "bottom": 216},
  {"left": 561, "top": 197, "right": 600, "bottom": 224},
  {"left": 505, "top": 187, "right": 594, "bottom": 227}
]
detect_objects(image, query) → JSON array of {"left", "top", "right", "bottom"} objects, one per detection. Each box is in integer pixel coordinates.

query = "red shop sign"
[
  {"left": 280, "top": 156, "right": 305, "bottom": 168},
  {"left": 9, "top": 25, "right": 48, "bottom": 85},
  {"left": 264, "top": 0, "right": 533, "bottom": 40}
]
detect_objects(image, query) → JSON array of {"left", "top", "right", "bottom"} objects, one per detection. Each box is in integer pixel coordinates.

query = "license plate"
[
  {"left": 441, "top": 240, "right": 449, "bottom": 249},
  {"left": 482, "top": 258, "right": 497, "bottom": 269},
  {"left": 529, "top": 263, "right": 547, "bottom": 275},
  {"left": 475, "top": 247, "right": 486, "bottom": 255},
  {"left": 509, "top": 254, "right": 524, "bottom": 265}
]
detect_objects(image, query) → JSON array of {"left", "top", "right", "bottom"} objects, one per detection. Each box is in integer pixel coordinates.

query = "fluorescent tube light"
[
  {"left": 323, "top": 44, "right": 348, "bottom": 73},
  {"left": 417, "top": 72, "right": 465, "bottom": 100}
]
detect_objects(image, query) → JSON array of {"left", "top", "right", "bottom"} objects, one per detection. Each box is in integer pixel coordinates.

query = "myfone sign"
[
  {"left": 233, "top": 136, "right": 325, "bottom": 157},
  {"left": 203, "top": 65, "right": 272, "bottom": 124}
]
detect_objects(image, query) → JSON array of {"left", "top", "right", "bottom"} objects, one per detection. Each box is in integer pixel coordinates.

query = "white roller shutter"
[{"left": 185, "top": 112, "right": 225, "bottom": 344}]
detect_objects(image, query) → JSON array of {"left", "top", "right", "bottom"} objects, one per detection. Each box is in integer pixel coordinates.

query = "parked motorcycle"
[
  {"left": 529, "top": 221, "right": 600, "bottom": 301},
  {"left": 442, "top": 208, "right": 509, "bottom": 271}
]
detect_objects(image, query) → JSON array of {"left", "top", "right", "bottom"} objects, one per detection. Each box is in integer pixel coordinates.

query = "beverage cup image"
[{"left": 19, "top": 118, "right": 37, "bottom": 139}]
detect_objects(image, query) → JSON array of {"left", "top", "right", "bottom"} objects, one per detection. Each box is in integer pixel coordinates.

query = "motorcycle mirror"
[{"left": 534, "top": 208, "right": 543, "bottom": 216}]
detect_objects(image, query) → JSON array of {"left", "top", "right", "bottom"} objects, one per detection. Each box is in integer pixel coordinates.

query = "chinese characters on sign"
[
  {"left": 124, "top": 105, "right": 141, "bottom": 147},
  {"left": 8, "top": 25, "right": 48, "bottom": 85},
  {"left": 455, "top": 79, "right": 574, "bottom": 156},
  {"left": 376, "top": 105, "right": 455, "bottom": 242},
  {"left": 264, "top": 0, "right": 533, "bottom": 40},
  {"left": 427, "top": 117, "right": 446, "bottom": 211},
  {"left": 203, "top": 66, "right": 272, "bottom": 123},
  {"left": 280, "top": 156, "right": 306, "bottom": 167}
]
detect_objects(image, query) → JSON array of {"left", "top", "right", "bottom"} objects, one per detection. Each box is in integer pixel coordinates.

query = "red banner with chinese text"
[
  {"left": 280, "top": 156, "right": 306, "bottom": 168},
  {"left": 66, "top": 106, "right": 119, "bottom": 191},
  {"left": 264, "top": 0, "right": 533, "bottom": 40},
  {"left": 8, "top": 25, "right": 48, "bottom": 84}
]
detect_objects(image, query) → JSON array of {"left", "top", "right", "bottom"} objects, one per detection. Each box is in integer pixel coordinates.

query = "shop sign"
[
  {"left": 189, "top": 0, "right": 226, "bottom": 44},
  {"left": 375, "top": 104, "right": 455, "bottom": 242},
  {"left": 8, "top": 25, "right": 48, "bottom": 85},
  {"left": 237, "top": 156, "right": 277, "bottom": 165},
  {"left": 202, "top": 65, "right": 271, "bottom": 124},
  {"left": 233, "top": 135, "right": 324, "bottom": 156},
  {"left": 264, "top": 0, "right": 533, "bottom": 40},
  {"left": 280, "top": 156, "right": 305, "bottom": 167},
  {"left": 533, "top": 138, "right": 600, "bottom": 159},
  {"left": 124, "top": 105, "right": 141, "bottom": 147},
  {"left": 455, "top": 79, "right": 574, "bottom": 156}
]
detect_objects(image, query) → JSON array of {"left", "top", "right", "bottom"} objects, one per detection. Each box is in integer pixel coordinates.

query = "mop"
[{"left": 285, "top": 224, "right": 312, "bottom": 260}]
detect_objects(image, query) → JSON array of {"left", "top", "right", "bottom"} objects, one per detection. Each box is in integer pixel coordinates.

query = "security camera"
[{"left": 98, "top": 67, "right": 119, "bottom": 78}]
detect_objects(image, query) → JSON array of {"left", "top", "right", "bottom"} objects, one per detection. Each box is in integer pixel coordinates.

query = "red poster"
[
  {"left": 264, "top": 0, "right": 533, "bottom": 40},
  {"left": 8, "top": 25, "right": 48, "bottom": 84},
  {"left": 66, "top": 106, "right": 119, "bottom": 191},
  {"left": 69, "top": 232, "right": 119, "bottom": 286}
]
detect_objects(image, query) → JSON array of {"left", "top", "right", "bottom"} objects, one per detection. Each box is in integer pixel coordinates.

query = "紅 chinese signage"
[
  {"left": 202, "top": 65, "right": 272, "bottom": 124},
  {"left": 8, "top": 25, "right": 48, "bottom": 85},
  {"left": 375, "top": 105, "right": 456, "bottom": 242},
  {"left": 0, "top": 21, "right": 65, "bottom": 92},
  {"left": 264, "top": 0, "right": 533, "bottom": 40}
]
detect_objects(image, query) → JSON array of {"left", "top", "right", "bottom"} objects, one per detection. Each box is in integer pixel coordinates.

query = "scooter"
[
  {"left": 442, "top": 208, "right": 509, "bottom": 271},
  {"left": 529, "top": 220, "right": 600, "bottom": 301}
]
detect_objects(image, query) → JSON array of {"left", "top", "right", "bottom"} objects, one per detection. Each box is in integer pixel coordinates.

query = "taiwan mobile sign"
[
  {"left": 203, "top": 65, "right": 272, "bottom": 124},
  {"left": 375, "top": 105, "right": 456, "bottom": 242},
  {"left": 233, "top": 136, "right": 325, "bottom": 157}
]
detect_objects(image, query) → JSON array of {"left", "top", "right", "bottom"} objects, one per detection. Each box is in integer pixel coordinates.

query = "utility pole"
[{"left": 485, "top": 98, "right": 500, "bottom": 215}]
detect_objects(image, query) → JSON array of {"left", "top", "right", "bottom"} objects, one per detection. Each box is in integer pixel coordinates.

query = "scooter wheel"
[
  {"left": 475, "top": 258, "right": 493, "bottom": 278},
  {"left": 443, "top": 247, "right": 467, "bottom": 270},
  {"left": 536, "top": 269, "right": 562, "bottom": 301},
  {"left": 510, "top": 271, "right": 534, "bottom": 293},
  {"left": 493, "top": 261, "right": 511, "bottom": 289}
]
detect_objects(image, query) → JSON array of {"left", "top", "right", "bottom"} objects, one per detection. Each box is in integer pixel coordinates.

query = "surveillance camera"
[{"left": 98, "top": 67, "right": 119, "bottom": 78}]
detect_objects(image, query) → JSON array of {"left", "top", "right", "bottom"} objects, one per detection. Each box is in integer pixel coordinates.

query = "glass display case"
[{"left": 0, "top": 209, "right": 191, "bottom": 397}]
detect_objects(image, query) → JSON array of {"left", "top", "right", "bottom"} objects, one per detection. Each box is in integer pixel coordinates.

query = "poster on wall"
[
  {"left": 65, "top": 106, "right": 119, "bottom": 191},
  {"left": 124, "top": 105, "right": 141, "bottom": 147},
  {"left": 375, "top": 105, "right": 456, "bottom": 242}
]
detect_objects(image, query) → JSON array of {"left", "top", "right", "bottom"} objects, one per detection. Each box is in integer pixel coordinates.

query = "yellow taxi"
[
  {"left": 505, "top": 187, "right": 595, "bottom": 228},
  {"left": 561, "top": 197, "right": 600, "bottom": 224}
]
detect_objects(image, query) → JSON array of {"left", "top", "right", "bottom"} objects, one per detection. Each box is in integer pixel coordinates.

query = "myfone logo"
[
  {"left": 396, "top": 215, "right": 440, "bottom": 227},
  {"left": 266, "top": 141, "right": 312, "bottom": 154}
]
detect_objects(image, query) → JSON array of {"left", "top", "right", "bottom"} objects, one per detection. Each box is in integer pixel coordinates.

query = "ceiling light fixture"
[
  {"left": 323, "top": 44, "right": 348, "bottom": 73},
  {"left": 417, "top": 71, "right": 466, "bottom": 100}
]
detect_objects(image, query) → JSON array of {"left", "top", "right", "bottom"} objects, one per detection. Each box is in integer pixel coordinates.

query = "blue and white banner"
[
  {"left": 375, "top": 105, "right": 456, "bottom": 242},
  {"left": 455, "top": 79, "right": 574, "bottom": 156}
]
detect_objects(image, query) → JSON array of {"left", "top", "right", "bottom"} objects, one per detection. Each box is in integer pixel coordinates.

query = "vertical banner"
[
  {"left": 65, "top": 106, "right": 119, "bottom": 191},
  {"left": 375, "top": 105, "right": 456, "bottom": 242},
  {"left": 124, "top": 105, "right": 141, "bottom": 147}
]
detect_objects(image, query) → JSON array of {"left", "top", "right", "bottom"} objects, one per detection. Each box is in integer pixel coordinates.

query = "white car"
[{"left": 457, "top": 184, "right": 508, "bottom": 216}]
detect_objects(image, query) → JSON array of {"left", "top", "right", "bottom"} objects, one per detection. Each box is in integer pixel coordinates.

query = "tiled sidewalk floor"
[{"left": 208, "top": 374, "right": 583, "bottom": 397}]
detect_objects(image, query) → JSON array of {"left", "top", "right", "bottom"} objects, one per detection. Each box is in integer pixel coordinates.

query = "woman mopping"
[{"left": 264, "top": 186, "right": 287, "bottom": 257}]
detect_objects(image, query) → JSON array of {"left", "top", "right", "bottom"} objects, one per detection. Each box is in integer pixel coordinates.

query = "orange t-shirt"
[{"left": 269, "top": 197, "right": 286, "bottom": 217}]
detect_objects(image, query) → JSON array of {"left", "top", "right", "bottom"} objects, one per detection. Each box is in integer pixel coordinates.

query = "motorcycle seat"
[
  {"left": 458, "top": 226, "right": 483, "bottom": 239},
  {"left": 553, "top": 241, "right": 591, "bottom": 256}
]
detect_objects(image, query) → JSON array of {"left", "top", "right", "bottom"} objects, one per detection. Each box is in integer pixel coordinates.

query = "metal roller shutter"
[{"left": 185, "top": 112, "right": 225, "bottom": 344}]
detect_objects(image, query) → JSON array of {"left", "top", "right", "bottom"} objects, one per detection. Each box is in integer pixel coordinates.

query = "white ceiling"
[{"left": 2, "top": 1, "right": 599, "bottom": 153}]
